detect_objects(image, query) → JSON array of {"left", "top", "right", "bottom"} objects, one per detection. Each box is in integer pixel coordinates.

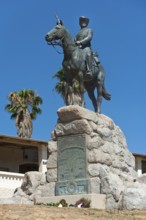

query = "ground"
[{"left": 0, "top": 205, "right": 146, "bottom": 220}]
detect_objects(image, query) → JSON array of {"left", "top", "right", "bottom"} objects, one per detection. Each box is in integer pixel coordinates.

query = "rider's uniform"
[{"left": 75, "top": 27, "right": 93, "bottom": 59}]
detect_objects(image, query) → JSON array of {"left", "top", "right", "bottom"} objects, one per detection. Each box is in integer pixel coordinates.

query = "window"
[{"left": 23, "top": 147, "right": 38, "bottom": 162}]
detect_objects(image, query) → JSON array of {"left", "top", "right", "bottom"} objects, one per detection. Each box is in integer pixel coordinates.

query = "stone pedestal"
[
  {"left": 11, "top": 105, "right": 146, "bottom": 210},
  {"left": 47, "top": 105, "right": 137, "bottom": 209}
]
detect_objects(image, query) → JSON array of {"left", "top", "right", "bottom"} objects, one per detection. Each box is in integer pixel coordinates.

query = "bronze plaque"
[{"left": 56, "top": 134, "right": 88, "bottom": 195}]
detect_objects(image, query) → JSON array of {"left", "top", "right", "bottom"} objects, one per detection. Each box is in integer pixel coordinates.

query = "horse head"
[{"left": 45, "top": 21, "right": 65, "bottom": 44}]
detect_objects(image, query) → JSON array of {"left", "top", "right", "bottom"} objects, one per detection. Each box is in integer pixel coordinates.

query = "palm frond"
[
  {"left": 10, "top": 112, "right": 18, "bottom": 119},
  {"left": 5, "top": 89, "right": 43, "bottom": 138},
  {"left": 53, "top": 69, "right": 66, "bottom": 80}
]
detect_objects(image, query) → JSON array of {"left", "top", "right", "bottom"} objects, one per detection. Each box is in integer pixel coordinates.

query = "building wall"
[
  {"left": 0, "top": 136, "right": 48, "bottom": 198},
  {"left": 134, "top": 156, "right": 146, "bottom": 176},
  {"left": 0, "top": 145, "right": 38, "bottom": 173}
]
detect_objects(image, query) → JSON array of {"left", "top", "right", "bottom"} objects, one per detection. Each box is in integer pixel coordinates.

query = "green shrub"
[{"left": 59, "top": 199, "right": 68, "bottom": 207}]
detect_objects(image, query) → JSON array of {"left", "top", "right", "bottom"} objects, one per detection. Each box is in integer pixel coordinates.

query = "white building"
[
  {"left": 0, "top": 134, "right": 48, "bottom": 198},
  {"left": 134, "top": 153, "right": 146, "bottom": 176}
]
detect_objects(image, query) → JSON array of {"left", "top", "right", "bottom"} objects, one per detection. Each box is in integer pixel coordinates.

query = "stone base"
[
  {"left": 0, "top": 187, "right": 15, "bottom": 198},
  {"left": 35, "top": 194, "right": 106, "bottom": 209}
]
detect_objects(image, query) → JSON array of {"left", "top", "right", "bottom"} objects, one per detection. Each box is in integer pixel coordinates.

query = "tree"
[
  {"left": 53, "top": 69, "right": 82, "bottom": 105},
  {"left": 5, "top": 89, "right": 43, "bottom": 138}
]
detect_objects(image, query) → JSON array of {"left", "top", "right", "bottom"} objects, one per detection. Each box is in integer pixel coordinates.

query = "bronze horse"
[{"left": 45, "top": 20, "right": 111, "bottom": 113}]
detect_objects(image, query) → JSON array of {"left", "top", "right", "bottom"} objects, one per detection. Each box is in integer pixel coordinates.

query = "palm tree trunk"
[{"left": 16, "top": 109, "right": 32, "bottom": 138}]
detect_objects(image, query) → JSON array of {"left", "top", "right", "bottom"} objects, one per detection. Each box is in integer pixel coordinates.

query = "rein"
[
  {"left": 47, "top": 40, "right": 63, "bottom": 54},
  {"left": 47, "top": 36, "right": 76, "bottom": 54}
]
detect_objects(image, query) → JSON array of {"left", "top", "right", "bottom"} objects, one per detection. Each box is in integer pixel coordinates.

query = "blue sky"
[{"left": 0, "top": 0, "right": 146, "bottom": 154}]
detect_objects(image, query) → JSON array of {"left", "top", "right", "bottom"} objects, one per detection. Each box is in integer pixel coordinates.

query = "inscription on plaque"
[
  {"left": 56, "top": 180, "right": 88, "bottom": 196},
  {"left": 58, "top": 147, "right": 85, "bottom": 181},
  {"left": 56, "top": 134, "right": 88, "bottom": 196}
]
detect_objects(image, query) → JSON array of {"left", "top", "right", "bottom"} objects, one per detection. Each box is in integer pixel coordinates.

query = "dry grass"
[{"left": 0, "top": 204, "right": 146, "bottom": 220}]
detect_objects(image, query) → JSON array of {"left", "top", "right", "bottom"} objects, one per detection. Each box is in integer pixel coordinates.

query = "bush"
[{"left": 59, "top": 199, "right": 68, "bottom": 207}]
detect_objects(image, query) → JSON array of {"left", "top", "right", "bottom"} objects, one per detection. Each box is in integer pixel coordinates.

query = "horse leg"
[
  {"left": 86, "top": 86, "right": 97, "bottom": 112},
  {"left": 97, "top": 83, "right": 103, "bottom": 113},
  {"left": 97, "top": 76, "right": 105, "bottom": 113},
  {"left": 97, "top": 65, "right": 105, "bottom": 113},
  {"left": 80, "top": 84, "right": 85, "bottom": 107},
  {"left": 78, "top": 71, "right": 85, "bottom": 107},
  {"left": 66, "top": 77, "right": 74, "bottom": 105}
]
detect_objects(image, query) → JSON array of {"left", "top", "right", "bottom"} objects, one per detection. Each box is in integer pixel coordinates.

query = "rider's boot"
[{"left": 86, "top": 54, "right": 93, "bottom": 78}]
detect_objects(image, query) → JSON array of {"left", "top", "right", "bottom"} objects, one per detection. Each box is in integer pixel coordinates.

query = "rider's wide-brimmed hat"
[{"left": 79, "top": 16, "right": 89, "bottom": 25}]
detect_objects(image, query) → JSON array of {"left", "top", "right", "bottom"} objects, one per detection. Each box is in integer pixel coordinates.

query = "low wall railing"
[{"left": 0, "top": 171, "right": 24, "bottom": 189}]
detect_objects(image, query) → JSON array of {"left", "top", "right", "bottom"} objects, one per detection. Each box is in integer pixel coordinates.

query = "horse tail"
[{"left": 102, "top": 85, "right": 111, "bottom": 100}]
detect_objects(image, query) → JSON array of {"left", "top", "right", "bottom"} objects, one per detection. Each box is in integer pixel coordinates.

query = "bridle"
[
  {"left": 47, "top": 36, "right": 64, "bottom": 47},
  {"left": 46, "top": 29, "right": 65, "bottom": 54},
  {"left": 47, "top": 33, "right": 77, "bottom": 54}
]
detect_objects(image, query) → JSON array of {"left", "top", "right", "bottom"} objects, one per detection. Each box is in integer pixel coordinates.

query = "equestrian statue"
[{"left": 45, "top": 16, "right": 111, "bottom": 113}]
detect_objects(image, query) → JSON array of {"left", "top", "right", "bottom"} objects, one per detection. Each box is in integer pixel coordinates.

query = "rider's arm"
[{"left": 80, "top": 29, "right": 93, "bottom": 46}]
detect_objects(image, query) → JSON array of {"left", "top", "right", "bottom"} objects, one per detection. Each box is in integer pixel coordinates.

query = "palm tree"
[
  {"left": 53, "top": 69, "right": 82, "bottom": 105},
  {"left": 5, "top": 89, "right": 43, "bottom": 138}
]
